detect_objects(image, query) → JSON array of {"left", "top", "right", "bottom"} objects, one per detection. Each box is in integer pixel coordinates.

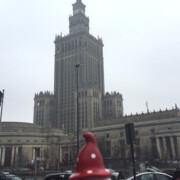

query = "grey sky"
[{"left": 0, "top": 0, "right": 180, "bottom": 123}]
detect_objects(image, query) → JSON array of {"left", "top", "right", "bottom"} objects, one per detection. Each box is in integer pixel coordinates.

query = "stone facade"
[
  {"left": 103, "top": 92, "right": 124, "bottom": 120},
  {"left": 92, "top": 107, "right": 180, "bottom": 167},
  {"left": 1, "top": 108, "right": 180, "bottom": 170},
  {"left": 14, "top": 0, "right": 180, "bottom": 171},
  {"left": 0, "top": 122, "right": 66, "bottom": 168},
  {"left": 54, "top": 0, "right": 105, "bottom": 134},
  {"left": 33, "top": 91, "right": 55, "bottom": 128},
  {"left": 33, "top": 0, "right": 122, "bottom": 135}
]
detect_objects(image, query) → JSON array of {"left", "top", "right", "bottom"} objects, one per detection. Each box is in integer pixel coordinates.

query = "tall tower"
[{"left": 54, "top": 0, "right": 104, "bottom": 134}]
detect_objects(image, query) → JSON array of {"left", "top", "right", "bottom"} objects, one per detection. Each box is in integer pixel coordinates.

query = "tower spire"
[{"left": 69, "top": 0, "right": 89, "bottom": 34}]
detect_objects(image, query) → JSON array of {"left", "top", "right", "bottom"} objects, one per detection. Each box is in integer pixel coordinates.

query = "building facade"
[
  {"left": 54, "top": 0, "right": 104, "bottom": 134},
  {"left": 103, "top": 92, "right": 123, "bottom": 120},
  {"left": 33, "top": 91, "right": 55, "bottom": 128},
  {"left": 0, "top": 122, "right": 66, "bottom": 168},
  {"left": 1, "top": 107, "right": 180, "bottom": 172},
  {"left": 92, "top": 107, "right": 180, "bottom": 169},
  {"left": 24, "top": 0, "right": 180, "bottom": 173},
  {"left": 33, "top": 0, "right": 122, "bottom": 134}
]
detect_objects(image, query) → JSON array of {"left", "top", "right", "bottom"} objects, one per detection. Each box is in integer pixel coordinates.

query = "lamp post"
[
  {"left": 75, "top": 64, "right": 80, "bottom": 156},
  {"left": 125, "top": 123, "right": 136, "bottom": 180},
  {"left": 34, "top": 148, "right": 37, "bottom": 180},
  {"left": 0, "top": 89, "right": 5, "bottom": 123}
]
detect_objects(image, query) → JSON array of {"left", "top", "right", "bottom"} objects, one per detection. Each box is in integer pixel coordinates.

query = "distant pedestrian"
[
  {"left": 118, "top": 171, "right": 124, "bottom": 180},
  {"left": 173, "top": 168, "right": 180, "bottom": 180}
]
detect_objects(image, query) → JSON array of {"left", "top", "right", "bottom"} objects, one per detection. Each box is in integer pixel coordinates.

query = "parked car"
[
  {"left": 4, "top": 174, "right": 22, "bottom": 180},
  {"left": 107, "top": 169, "right": 119, "bottom": 179},
  {"left": 126, "top": 172, "right": 172, "bottom": 180},
  {"left": 0, "top": 174, "right": 7, "bottom": 180},
  {"left": 146, "top": 166, "right": 159, "bottom": 172},
  {"left": 43, "top": 172, "right": 72, "bottom": 180},
  {"left": 163, "top": 169, "right": 174, "bottom": 176}
]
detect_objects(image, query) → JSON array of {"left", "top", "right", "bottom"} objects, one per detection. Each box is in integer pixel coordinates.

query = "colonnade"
[
  {"left": 0, "top": 146, "right": 19, "bottom": 167},
  {"left": 156, "top": 136, "right": 180, "bottom": 161}
]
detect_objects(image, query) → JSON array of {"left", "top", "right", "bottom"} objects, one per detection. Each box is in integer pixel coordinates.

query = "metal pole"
[
  {"left": 75, "top": 64, "right": 80, "bottom": 156},
  {"left": 0, "top": 89, "right": 5, "bottom": 123},
  {"left": 131, "top": 143, "right": 136, "bottom": 180},
  {"left": 34, "top": 148, "right": 37, "bottom": 180}
]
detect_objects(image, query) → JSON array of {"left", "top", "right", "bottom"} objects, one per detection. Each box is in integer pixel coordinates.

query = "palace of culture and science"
[
  {"left": 0, "top": 0, "right": 179, "bottom": 171},
  {"left": 33, "top": 0, "right": 123, "bottom": 134}
]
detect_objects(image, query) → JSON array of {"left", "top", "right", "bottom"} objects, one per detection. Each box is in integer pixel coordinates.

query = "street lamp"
[
  {"left": 0, "top": 89, "right": 5, "bottom": 123},
  {"left": 75, "top": 64, "right": 80, "bottom": 156}
]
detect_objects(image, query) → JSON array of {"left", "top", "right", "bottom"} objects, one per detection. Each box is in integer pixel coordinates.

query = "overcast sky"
[{"left": 0, "top": 0, "right": 180, "bottom": 123}]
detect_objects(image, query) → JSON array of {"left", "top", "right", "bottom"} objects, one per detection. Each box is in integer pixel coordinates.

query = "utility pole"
[
  {"left": 125, "top": 123, "right": 136, "bottom": 180},
  {"left": 0, "top": 89, "right": 5, "bottom": 123},
  {"left": 34, "top": 148, "right": 37, "bottom": 180},
  {"left": 75, "top": 64, "right": 80, "bottom": 156}
]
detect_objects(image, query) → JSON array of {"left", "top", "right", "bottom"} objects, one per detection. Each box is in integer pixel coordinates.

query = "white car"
[
  {"left": 126, "top": 172, "right": 172, "bottom": 180},
  {"left": 107, "top": 169, "right": 119, "bottom": 179},
  {"left": 146, "top": 166, "right": 159, "bottom": 172}
]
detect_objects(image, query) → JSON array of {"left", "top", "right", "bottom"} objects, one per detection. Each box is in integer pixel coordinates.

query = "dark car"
[
  {"left": 107, "top": 169, "right": 119, "bottom": 179},
  {"left": 43, "top": 172, "right": 72, "bottom": 180},
  {"left": 163, "top": 169, "right": 175, "bottom": 176},
  {"left": 4, "top": 174, "right": 22, "bottom": 180},
  {"left": 0, "top": 174, "right": 7, "bottom": 180}
]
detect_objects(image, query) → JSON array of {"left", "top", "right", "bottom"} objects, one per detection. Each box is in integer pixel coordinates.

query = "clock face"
[
  {"left": 75, "top": 8, "right": 84, "bottom": 15},
  {"left": 75, "top": 9, "right": 79, "bottom": 14}
]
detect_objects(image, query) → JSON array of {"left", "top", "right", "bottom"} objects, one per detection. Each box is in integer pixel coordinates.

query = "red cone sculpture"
[{"left": 70, "top": 132, "right": 111, "bottom": 180}]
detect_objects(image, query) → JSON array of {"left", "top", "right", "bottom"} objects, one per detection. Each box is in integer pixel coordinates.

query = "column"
[
  {"left": 1, "top": 147, "right": 5, "bottom": 166},
  {"left": 14, "top": 147, "right": 19, "bottom": 167},
  {"left": 170, "top": 137, "right": 176, "bottom": 161},
  {"left": 156, "top": 137, "right": 162, "bottom": 159},
  {"left": 0, "top": 147, "right": 2, "bottom": 165},
  {"left": 59, "top": 146, "right": 62, "bottom": 163},
  {"left": 11, "top": 147, "right": 15, "bottom": 167},
  {"left": 177, "top": 136, "right": 180, "bottom": 160},
  {"left": 163, "top": 137, "right": 169, "bottom": 160},
  {"left": 33, "top": 148, "right": 36, "bottom": 160}
]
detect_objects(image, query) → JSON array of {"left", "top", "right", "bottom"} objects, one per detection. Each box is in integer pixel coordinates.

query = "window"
[
  {"left": 106, "top": 141, "right": 111, "bottom": 156},
  {"left": 36, "top": 148, "right": 40, "bottom": 157},
  {"left": 155, "top": 174, "right": 171, "bottom": 180},
  {"left": 120, "top": 132, "right": 123, "bottom": 137},
  {"left": 139, "top": 174, "right": 154, "bottom": 180},
  {"left": 106, "top": 133, "right": 110, "bottom": 138},
  {"left": 37, "top": 101, "right": 40, "bottom": 106},
  {"left": 151, "top": 129, "right": 155, "bottom": 134}
]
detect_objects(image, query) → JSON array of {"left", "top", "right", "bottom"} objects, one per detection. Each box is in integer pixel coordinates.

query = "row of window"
[
  {"left": 78, "top": 90, "right": 100, "bottom": 98},
  {"left": 1, "top": 139, "right": 46, "bottom": 143},
  {"left": 104, "top": 100, "right": 122, "bottom": 106},
  {"left": 70, "top": 18, "right": 88, "bottom": 27},
  {"left": 36, "top": 100, "right": 54, "bottom": 107},
  {"left": 105, "top": 131, "right": 139, "bottom": 139},
  {"left": 35, "top": 110, "right": 44, "bottom": 126},
  {"left": 79, "top": 102, "right": 88, "bottom": 128},
  {"left": 93, "top": 102, "right": 100, "bottom": 121},
  {"left": 56, "top": 39, "right": 102, "bottom": 58}
]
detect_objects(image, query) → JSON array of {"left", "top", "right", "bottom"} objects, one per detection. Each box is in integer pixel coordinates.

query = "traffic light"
[{"left": 125, "top": 123, "right": 135, "bottom": 144}]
